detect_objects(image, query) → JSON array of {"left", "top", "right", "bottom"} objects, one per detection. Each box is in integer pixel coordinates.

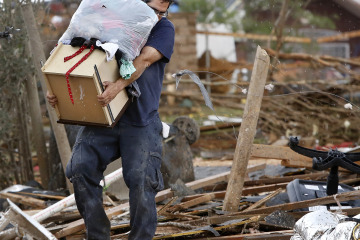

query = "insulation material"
[
  {"left": 58, "top": 0, "right": 158, "bottom": 60},
  {"left": 291, "top": 210, "right": 360, "bottom": 240}
]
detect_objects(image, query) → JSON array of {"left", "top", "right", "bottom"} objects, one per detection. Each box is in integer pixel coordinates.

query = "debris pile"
[{"left": 1, "top": 142, "right": 360, "bottom": 240}]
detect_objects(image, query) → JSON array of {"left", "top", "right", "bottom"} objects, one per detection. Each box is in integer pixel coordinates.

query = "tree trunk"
[
  {"left": 25, "top": 73, "right": 50, "bottom": 188},
  {"left": 21, "top": 2, "right": 73, "bottom": 191},
  {"left": 16, "top": 96, "right": 33, "bottom": 182}
]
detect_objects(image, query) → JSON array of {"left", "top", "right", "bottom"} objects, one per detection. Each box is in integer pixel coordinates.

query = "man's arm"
[{"left": 97, "top": 46, "right": 164, "bottom": 106}]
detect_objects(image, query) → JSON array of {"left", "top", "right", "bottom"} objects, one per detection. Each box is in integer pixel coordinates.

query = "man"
[{"left": 47, "top": 0, "right": 175, "bottom": 239}]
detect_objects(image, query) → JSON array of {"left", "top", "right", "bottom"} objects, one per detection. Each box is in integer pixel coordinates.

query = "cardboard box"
[{"left": 42, "top": 43, "right": 129, "bottom": 127}]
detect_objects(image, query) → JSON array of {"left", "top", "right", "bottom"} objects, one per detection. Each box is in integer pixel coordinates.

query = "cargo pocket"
[{"left": 146, "top": 151, "right": 164, "bottom": 192}]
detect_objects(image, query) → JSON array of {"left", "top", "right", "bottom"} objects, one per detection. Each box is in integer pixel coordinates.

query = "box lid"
[{"left": 42, "top": 43, "right": 110, "bottom": 77}]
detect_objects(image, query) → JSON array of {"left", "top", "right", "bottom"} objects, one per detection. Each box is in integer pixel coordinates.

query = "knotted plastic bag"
[{"left": 58, "top": 0, "right": 158, "bottom": 61}]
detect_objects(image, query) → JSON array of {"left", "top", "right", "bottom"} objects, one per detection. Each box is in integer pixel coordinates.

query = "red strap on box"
[
  {"left": 64, "top": 45, "right": 87, "bottom": 62},
  {"left": 64, "top": 45, "right": 95, "bottom": 104}
]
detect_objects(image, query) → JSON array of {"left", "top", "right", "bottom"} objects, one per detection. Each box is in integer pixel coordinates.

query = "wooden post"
[
  {"left": 21, "top": 3, "right": 73, "bottom": 192},
  {"left": 223, "top": 46, "right": 270, "bottom": 212}
]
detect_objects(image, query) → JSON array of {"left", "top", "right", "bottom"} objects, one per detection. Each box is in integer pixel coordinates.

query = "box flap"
[{"left": 42, "top": 42, "right": 110, "bottom": 77}]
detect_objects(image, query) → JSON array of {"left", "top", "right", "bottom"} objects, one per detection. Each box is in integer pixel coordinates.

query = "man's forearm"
[
  {"left": 114, "top": 46, "right": 163, "bottom": 92},
  {"left": 114, "top": 57, "right": 148, "bottom": 91}
]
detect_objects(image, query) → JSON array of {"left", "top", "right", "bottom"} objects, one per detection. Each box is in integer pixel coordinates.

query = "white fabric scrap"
[
  {"left": 162, "top": 122, "right": 170, "bottom": 138},
  {"left": 344, "top": 103, "right": 353, "bottom": 110},
  {"left": 265, "top": 83, "right": 274, "bottom": 91},
  {"left": 242, "top": 88, "right": 247, "bottom": 94},
  {"left": 96, "top": 41, "right": 119, "bottom": 61}
]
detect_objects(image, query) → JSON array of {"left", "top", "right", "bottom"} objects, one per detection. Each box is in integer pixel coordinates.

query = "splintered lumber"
[
  {"left": 196, "top": 230, "right": 294, "bottom": 240},
  {"left": 200, "top": 122, "right": 242, "bottom": 132},
  {"left": 14, "top": 192, "right": 66, "bottom": 200},
  {"left": 196, "top": 31, "right": 311, "bottom": 43},
  {"left": 251, "top": 144, "right": 311, "bottom": 163},
  {"left": 203, "top": 171, "right": 327, "bottom": 192},
  {"left": 0, "top": 192, "right": 47, "bottom": 209},
  {"left": 209, "top": 189, "right": 360, "bottom": 224},
  {"left": 317, "top": 29, "right": 360, "bottom": 43},
  {"left": 182, "top": 182, "right": 289, "bottom": 202},
  {"left": 265, "top": 47, "right": 360, "bottom": 67},
  {"left": 243, "top": 172, "right": 327, "bottom": 186},
  {"left": 152, "top": 216, "right": 260, "bottom": 240},
  {"left": 244, "top": 188, "right": 282, "bottom": 211},
  {"left": 223, "top": 46, "right": 270, "bottom": 212},
  {"left": 0, "top": 168, "right": 124, "bottom": 240},
  {"left": 281, "top": 159, "right": 312, "bottom": 169},
  {"left": 55, "top": 164, "right": 264, "bottom": 238},
  {"left": 169, "top": 193, "right": 216, "bottom": 212},
  {"left": 158, "top": 197, "right": 178, "bottom": 215}
]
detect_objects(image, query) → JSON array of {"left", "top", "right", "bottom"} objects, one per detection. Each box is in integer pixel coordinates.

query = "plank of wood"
[
  {"left": 195, "top": 230, "right": 294, "bottom": 240},
  {"left": 196, "top": 30, "right": 312, "bottom": 43},
  {"left": 245, "top": 188, "right": 282, "bottom": 211},
  {"left": 202, "top": 171, "right": 327, "bottom": 192},
  {"left": 223, "top": 46, "right": 270, "bottom": 212},
  {"left": 169, "top": 193, "right": 216, "bottom": 212},
  {"left": 183, "top": 182, "right": 289, "bottom": 202},
  {"left": 13, "top": 191, "right": 66, "bottom": 200},
  {"left": 281, "top": 159, "right": 312, "bottom": 169},
  {"left": 200, "top": 122, "right": 241, "bottom": 132},
  {"left": 209, "top": 189, "right": 360, "bottom": 224},
  {"left": 317, "top": 29, "right": 360, "bottom": 43},
  {"left": 243, "top": 172, "right": 327, "bottom": 186},
  {"left": 251, "top": 144, "right": 311, "bottom": 162},
  {"left": 152, "top": 216, "right": 260, "bottom": 240},
  {"left": 0, "top": 192, "right": 47, "bottom": 209},
  {"left": 55, "top": 164, "right": 263, "bottom": 238}
]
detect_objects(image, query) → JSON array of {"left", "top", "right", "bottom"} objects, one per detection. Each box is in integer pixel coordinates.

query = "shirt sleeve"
[{"left": 145, "top": 19, "right": 175, "bottom": 63}]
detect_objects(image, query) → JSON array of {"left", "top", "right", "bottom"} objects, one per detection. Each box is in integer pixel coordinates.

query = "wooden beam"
[
  {"left": 182, "top": 182, "right": 289, "bottom": 202},
  {"left": 169, "top": 193, "right": 216, "bottom": 212},
  {"left": 244, "top": 172, "right": 327, "bottom": 186},
  {"left": 223, "top": 46, "right": 270, "bottom": 212},
  {"left": 0, "top": 192, "right": 47, "bottom": 209},
  {"left": 200, "top": 122, "right": 242, "bottom": 132},
  {"left": 281, "top": 159, "right": 313, "bottom": 169},
  {"left": 196, "top": 230, "right": 293, "bottom": 240},
  {"left": 209, "top": 190, "right": 360, "bottom": 224},
  {"left": 196, "top": 31, "right": 311, "bottom": 43},
  {"left": 317, "top": 29, "right": 360, "bottom": 43},
  {"left": 251, "top": 144, "right": 311, "bottom": 162},
  {"left": 244, "top": 188, "right": 282, "bottom": 211},
  {"left": 152, "top": 217, "right": 260, "bottom": 240},
  {"left": 14, "top": 191, "right": 66, "bottom": 200}
]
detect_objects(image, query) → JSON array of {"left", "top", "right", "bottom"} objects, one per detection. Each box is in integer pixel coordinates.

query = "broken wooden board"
[
  {"left": 153, "top": 216, "right": 260, "bottom": 239},
  {"left": 195, "top": 230, "right": 294, "bottom": 240},
  {"left": 208, "top": 189, "right": 360, "bottom": 224},
  {"left": 251, "top": 144, "right": 312, "bottom": 168},
  {"left": 0, "top": 192, "right": 47, "bottom": 209}
]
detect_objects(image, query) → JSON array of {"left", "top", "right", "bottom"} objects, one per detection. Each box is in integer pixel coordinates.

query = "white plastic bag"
[{"left": 58, "top": 0, "right": 158, "bottom": 60}]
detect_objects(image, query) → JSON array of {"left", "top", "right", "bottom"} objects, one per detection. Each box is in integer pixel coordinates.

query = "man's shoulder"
[{"left": 155, "top": 18, "right": 175, "bottom": 31}]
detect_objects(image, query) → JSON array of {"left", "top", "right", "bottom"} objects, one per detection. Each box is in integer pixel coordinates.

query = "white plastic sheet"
[{"left": 58, "top": 0, "right": 158, "bottom": 60}]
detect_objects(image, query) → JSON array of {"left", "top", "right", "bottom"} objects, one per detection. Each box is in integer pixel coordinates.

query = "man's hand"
[
  {"left": 46, "top": 91, "right": 58, "bottom": 108},
  {"left": 97, "top": 81, "right": 123, "bottom": 107}
]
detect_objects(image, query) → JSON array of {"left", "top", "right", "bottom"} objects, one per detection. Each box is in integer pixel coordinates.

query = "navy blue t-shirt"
[{"left": 120, "top": 18, "right": 175, "bottom": 126}]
